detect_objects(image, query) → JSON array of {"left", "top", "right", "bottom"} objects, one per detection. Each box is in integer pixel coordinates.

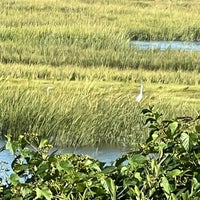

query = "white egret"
[
  {"left": 136, "top": 84, "right": 143, "bottom": 103},
  {"left": 47, "top": 86, "right": 53, "bottom": 94}
]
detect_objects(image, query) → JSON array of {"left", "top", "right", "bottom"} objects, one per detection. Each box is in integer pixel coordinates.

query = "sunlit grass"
[
  {"left": 0, "top": 0, "right": 200, "bottom": 69},
  {"left": 0, "top": 0, "right": 200, "bottom": 147},
  {"left": 1, "top": 63, "right": 200, "bottom": 85},
  {"left": 0, "top": 65, "right": 200, "bottom": 148}
]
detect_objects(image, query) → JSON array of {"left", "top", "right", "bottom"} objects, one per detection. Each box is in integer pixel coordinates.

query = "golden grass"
[
  {"left": 0, "top": 63, "right": 200, "bottom": 147},
  {"left": 0, "top": 0, "right": 200, "bottom": 147},
  {"left": 0, "top": 0, "right": 200, "bottom": 69}
]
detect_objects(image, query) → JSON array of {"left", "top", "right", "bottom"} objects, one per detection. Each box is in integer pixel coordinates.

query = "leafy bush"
[{"left": 1, "top": 107, "right": 200, "bottom": 199}]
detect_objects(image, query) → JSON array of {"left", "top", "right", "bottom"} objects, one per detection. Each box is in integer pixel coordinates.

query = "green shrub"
[
  {"left": 1, "top": 107, "right": 200, "bottom": 199},
  {"left": 114, "top": 107, "right": 200, "bottom": 199}
]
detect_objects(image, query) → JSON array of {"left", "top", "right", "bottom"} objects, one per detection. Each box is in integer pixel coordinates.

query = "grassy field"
[
  {"left": 0, "top": 0, "right": 200, "bottom": 148},
  {"left": 0, "top": 0, "right": 200, "bottom": 70},
  {"left": 0, "top": 64, "right": 200, "bottom": 148}
]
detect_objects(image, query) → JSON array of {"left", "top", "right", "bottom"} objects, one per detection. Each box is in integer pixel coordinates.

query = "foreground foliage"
[{"left": 1, "top": 107, "right": 200, "bottom": 199}]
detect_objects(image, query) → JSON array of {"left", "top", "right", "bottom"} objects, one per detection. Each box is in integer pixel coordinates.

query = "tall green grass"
[
  {"left": 0, "top": 0, "right": 200, "bottom": 148},
  {"left": 0, "top": 75, "right": 200, "bottom": 148},
  {"left": 0, "top": 0, "right": 200, "bottom": 70},
  {"left": 0, "top": 80, "right": 143, "bottom": 148},
  {"left": 1, "top": 63, "right": 200, "bottom": 85}
]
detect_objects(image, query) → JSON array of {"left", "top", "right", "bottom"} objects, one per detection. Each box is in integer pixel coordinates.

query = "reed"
[
  {"left": 0, "top": 0, "right": 200, "bottom": 147},
  {"left": 0, "top": 0, "right": 200, "bottom": 70},
  {"left": 1, "top": 63, "right": 200, "bottom": 85},
  {"left": 0, "top": 76, "right": 199, "bottom": 148}
]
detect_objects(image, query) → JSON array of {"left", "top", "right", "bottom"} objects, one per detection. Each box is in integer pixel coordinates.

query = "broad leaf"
[
  {"left": 134, "top": 172, "right": 143, "bottom": 182},
  {"left": 56, "top": 160, "right": 74, "bottom": 173},
  {"left": 36, "top": 186, "right": 53, "bottom": 199},
  {"left": 168, "top": 122, "right": 178, "bottom": 136},
  {"left": 134, "top": 185, "right": 140, "bottom": 197},
  {"left": 167, "top": 169, "right": 182, "bottom": 178},
  {"left": 6, "top": 134, "right": 18, "bottom": 155},
  {"left": 161, "top": 176, "right": 172, "bottom": 194},
  {"left": 180, "top": 133, "right": 190, "bottom": 152},
  {"left": 9, "top": 173, "right": 20, "bottom": 186},
  {"left": 128, "top": 154, "right": 147, "bottom": 170}
]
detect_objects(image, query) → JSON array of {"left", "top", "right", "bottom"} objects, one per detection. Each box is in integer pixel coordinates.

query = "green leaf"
[
  {"left": 106, "top": 178, "right": 116, "bottom": 200},
  {"left": 168, "top": 122, "right": 178, "bottom": 136},
  {"left": 159, "top": 141, "right": 167, "bottom": 150},
  {"left": 161, "top": 176, "right": 172, "bottom": 194},
  {"left": 100, "top": 178, "right": 109, "bottom": 193},
  {"left": 6, "top": 134, "right": 18, "bottom": 155},
  {"left": 88, "top": 162, "right": 101, "bottom": 172},
  {"left": 115, "top": 154, "right": 128, "bottom": 167},
  {"left": 102, "top": 166, "right": 116, "bottom": 175},
  {"left": 100, "top": 177, "right": 116, "bottom": 198},
  {"left": 195, "top": 125, "right": 200, "bottom": 133},
  {"left": 180, "top": 132, "right": 190, "bottom": 152},
  {"left": 20, "top": 187, "right": 32, "bottom": 197},
  {"left": 56, "top": 160, "right": 73, "bottom": 173},
  {"left": 190, "top": 133, "right": 198, "bottom": 146},
  {"left": 36, "top": 161, "right": 50, "bottom": 176},
  {"left": 39, "top": 138, "right": 48, "bottom": 148},
  {"left": 182, "top": 193, "right": 189, "bottom": 200},
  {"left": 36, "top": 186, "right": 53, "bottom": 199},
  {"left": 152, "top": 132, "right": 159, "bottom": 140},
  {"left": 11, "top": 197, "right": 23, "bottom": 200},
  {"left": 9, "top": 173, "right": 20, "bottom": 186},
  {"left": 134, "top": 185, "right": 140, "bottom": 197},
  {"left": 128, "top": 154, "right": 147, "bottom": 170},
  {"left": 167, "top": 169, "right": 182, "bottom": 178},
  {"left": 91, "top": 187, "right": 106, "bottom": 196},
  {"left": 192, "top": 177, "right": 200, "bottom": 191},
  {"left": 76, "top": 182, "right": 87, "bottom": 192},
  {"left": 134, "top": 172, "right": 143, "bottom": 182}
]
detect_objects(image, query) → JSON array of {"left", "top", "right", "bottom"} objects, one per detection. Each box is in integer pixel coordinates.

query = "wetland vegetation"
[
  {"left": 2, "top": 108, "right": 200, "bottom": 199},
  {"left": 1, "top": 0, "right": 200, "bottom": 198},
  {"left": 0, "top": 0, "right": 200, "bottom": 148}
]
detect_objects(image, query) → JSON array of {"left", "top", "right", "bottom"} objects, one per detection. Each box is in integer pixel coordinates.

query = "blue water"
[
  {"left": 0, "top": 140, "right": 126, "bottom": 184},
  {"left": 131, "top": 40, "right": 200, "bottom": 51}
]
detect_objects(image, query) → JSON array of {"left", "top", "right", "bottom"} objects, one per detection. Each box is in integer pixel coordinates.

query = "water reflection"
[
  {"left": 57, "top": 146, "right": 127, "bottom": 164},
  {"left": 0, "top": 140, "right": 127, "bottom": 184},
  {"left": 131, "top": 40, "right": 200, "bottom": 51}
]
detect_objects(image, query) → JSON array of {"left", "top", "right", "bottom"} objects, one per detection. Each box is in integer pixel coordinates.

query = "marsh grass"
[
  {"left": 0, "top": 72, "right": 200, "bottom": 148},
  {"left": 1, "top": 63, "right": 200, "bottom": 85},
  {"left": 0, "top": 0, "right": 200, "bottom": 69},
  {"left": 0, "top": 0, "right": 200, "bottom": 147},
  {"left": 0, "top": 80, "right": 143, "bottom": 148}
]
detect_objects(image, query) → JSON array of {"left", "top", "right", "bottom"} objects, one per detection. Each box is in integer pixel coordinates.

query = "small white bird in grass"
[
  {"left": 47, "top": 86, "right": 53, "bottom": 94},
  {"left": 136, "top": 83, "right": 143, "bottom": 103}
]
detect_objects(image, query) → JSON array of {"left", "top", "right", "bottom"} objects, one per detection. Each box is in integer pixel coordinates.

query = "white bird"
[
  {"left": 136, "top": 84, "right": 143, "bottom": 103},
  {"left": 47, "top": 86, "right": 53, "bottom": 94}
]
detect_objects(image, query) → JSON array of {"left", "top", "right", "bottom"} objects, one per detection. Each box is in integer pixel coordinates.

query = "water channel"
[
  {"left": 131, "top": 40, "right": 200, "bottom": 51},
  {"left": 0, "top": 140, "right": 127, "bottom": 184}
]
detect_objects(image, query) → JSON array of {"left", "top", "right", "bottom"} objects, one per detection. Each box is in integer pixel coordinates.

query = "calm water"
[
  {"left": 131, "top": 40, "right": 200, "bottom": 51},
  {"left": 0, "top": 140, "right": 126, "bottom": 184}
]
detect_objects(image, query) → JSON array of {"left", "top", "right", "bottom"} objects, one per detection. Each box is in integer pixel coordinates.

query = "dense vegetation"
[
  {"left": 0, "top": 0, "right": 200, "bottom": 198},
  {"left": 1, "top": 107, "right": 200, "bottom": 199},
  {"left": 0, "top": 0, "right": 200, "bottom": 70},
  {"left": 0, "top": 0, "right": 200, "bottom": 147},
  {"left": 0, "top": 65, "right": 200, "bottom": 147}
]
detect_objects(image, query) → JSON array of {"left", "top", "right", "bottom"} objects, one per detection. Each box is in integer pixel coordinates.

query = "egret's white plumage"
[
  {"left": 136, "top": 84, "right": 143, "bottom": 102},
  {"left": 47, "top": 86, "right": 53, "bottom": 94}
]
